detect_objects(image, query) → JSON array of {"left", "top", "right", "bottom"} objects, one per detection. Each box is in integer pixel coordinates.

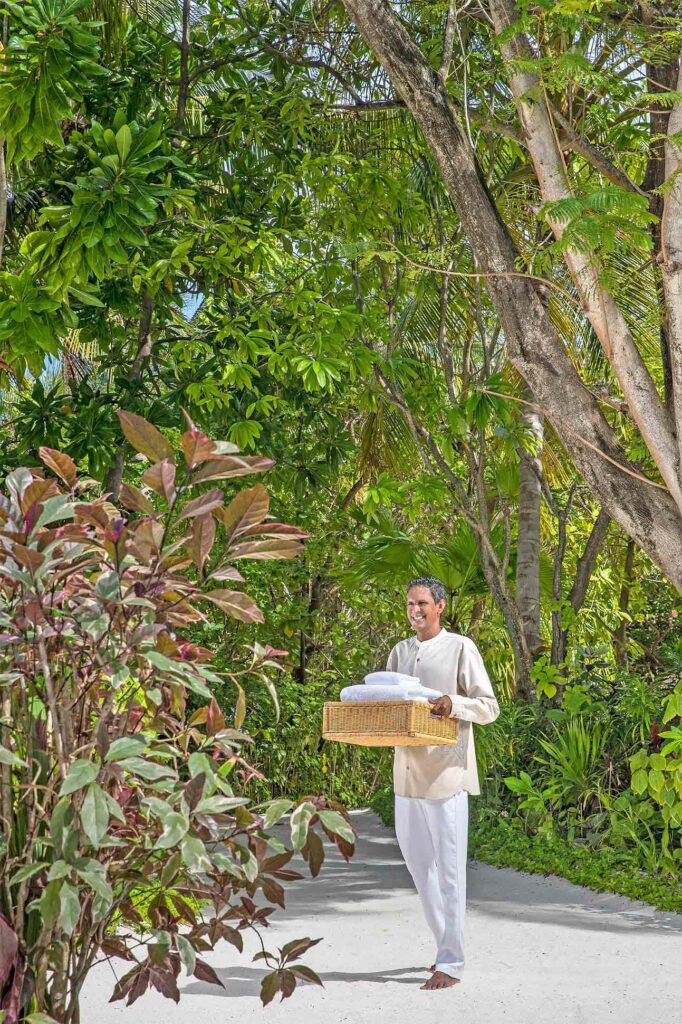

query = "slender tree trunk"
[
  {"left": 516, "top": 399, "right": 543, "bottom": 655},
  {"left": 104, "top": 292, "right": 155, "bottom": 499},
  {"left": 468, "top": 597, "right": 485, "bottom": 639},
  {"left": 175, "top": 0, "right": 191, "bottom": 134},
  {"left": 640, "top": 9, "right": 679, "bottom": 410},
  {"left": 614, "top": 539, "right": 636, "bottom": 666},
  {"left": 552, "top": 506, "right": 610, "bottom": 666}
]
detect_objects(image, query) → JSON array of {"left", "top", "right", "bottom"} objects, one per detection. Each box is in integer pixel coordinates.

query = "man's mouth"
[{"left": 411, "top": 615, "right": 425, "bottom": 623}]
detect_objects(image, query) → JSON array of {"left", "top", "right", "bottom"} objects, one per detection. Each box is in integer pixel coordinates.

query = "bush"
[{"left": 0, "top": 412, "right": 355, "bottom": 1023}]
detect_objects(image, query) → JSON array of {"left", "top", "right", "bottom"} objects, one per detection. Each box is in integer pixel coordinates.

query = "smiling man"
[{"left": 386, "top": 576, "right": 500, "bottom": 991}]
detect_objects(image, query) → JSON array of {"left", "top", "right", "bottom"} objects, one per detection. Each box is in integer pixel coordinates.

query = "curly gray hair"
[{"left": 406, "top": 576, "right": 446, "bottom": 605}]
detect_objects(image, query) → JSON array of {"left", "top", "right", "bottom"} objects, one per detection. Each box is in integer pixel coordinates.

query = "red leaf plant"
[{"left": 0, "top": 412, "right": 353, "bottom": 1023}]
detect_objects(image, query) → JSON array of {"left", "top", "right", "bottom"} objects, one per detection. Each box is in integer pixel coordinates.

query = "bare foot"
[{"left": 421, "top": 971, "right": 460, "bottom": 991}]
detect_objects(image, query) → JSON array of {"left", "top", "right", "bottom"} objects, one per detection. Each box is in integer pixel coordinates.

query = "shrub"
[{"left": 0, "top": 412, "right": 355, "bottom": 1023}]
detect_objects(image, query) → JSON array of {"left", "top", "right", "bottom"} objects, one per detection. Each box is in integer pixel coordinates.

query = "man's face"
[{"left": 406, "top": 585, "right": 445, "bottom": 637}]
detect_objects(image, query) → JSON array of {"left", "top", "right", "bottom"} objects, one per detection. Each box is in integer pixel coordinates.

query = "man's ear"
[{"left": 437, "top": 600, "right": 446, "bottom": 617}]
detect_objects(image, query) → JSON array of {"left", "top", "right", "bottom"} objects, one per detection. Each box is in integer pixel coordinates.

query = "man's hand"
[{"left": 428, "top": 695, "right": 453, "bottom": 718}]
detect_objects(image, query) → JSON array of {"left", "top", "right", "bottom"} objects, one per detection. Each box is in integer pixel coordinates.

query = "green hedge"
[{"left": 369, "top": 786, "right": 682, "bottom": 914}]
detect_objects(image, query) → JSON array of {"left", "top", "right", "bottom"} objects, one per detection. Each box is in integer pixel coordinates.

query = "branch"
[
  {"left": 567, "top": 506, "right": 611, "bottom": 614},
  {"left": 175, "top": 0, "right": 192, "bottom": 134},
  {"left": 549, "top": 105, "right": 645, "bottom": 196},
  {"left": 439, "top": 1, "right": 457, "bottom": 82}
]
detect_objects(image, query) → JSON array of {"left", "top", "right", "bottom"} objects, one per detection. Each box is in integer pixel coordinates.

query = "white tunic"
[{"left": 386, "top": 629, "right": 500, "bottom": 799}]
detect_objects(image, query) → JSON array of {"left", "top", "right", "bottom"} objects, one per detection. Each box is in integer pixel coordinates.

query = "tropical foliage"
[{"left": 0, "top": 0, "right": 681, "bottom": 1017}]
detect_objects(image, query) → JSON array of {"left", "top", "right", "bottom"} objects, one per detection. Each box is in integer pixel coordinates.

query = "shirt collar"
[{"left": 413, "top": 627, "right": 447, "bottom": 650}]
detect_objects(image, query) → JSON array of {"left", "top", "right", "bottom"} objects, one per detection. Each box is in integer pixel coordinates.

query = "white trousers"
[{"left": 394, "top": 790, "right": 468, "bottom": 979}]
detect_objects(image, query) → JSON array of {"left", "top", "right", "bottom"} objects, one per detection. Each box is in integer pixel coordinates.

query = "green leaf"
[
  {"left": 60, "top": 881, "right": 81, "bottom": 933},
  {"left": 81, "top": 784, "right": 110, "bottom": 848},
  {"left": 176, "top": 934, "right": 196, "bottom": 976},
  {"left": 9, "top": 862, "right": 49, "bottom": 885},
  {"left": 181, "top": 835, "right": 211, "bottom": 872},
  {"left": 262, "top": 799, "right": 293, "bottom": 829},
  {"left": 318, "top": 810, "right": 355, "bottom": 844},
  {"left": 75, "top": 860, "right": 113, "bottom": 903},
  {"left": 630, "top": 768, "right": 648, "bottom": 795},
  {"left": 290, "top": 801, "right": 316, "bottom": 850},
  {"left": 38, "top": 880, "right": 62, "bottom": 930},
  {"left": 115, "top": 124, "right": 133, "bottom": 162},
  {"left": 116, "top": 757, "right": 175, "bottom": 781},
  {"left": 105, "top": 736, "right": 148, "bottom": 762},
  {"left": 0, "top": 744, "right": 26, "bottom": 767},
  {"left": 155, "top": 812, "right": 190, "bottom": 849},
  {"left": 60, "top": 759, "right": 100, "bottom": 796}
]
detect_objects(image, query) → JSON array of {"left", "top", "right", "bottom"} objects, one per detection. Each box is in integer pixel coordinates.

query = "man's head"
[{"left": 406, "top": 576, "right": 446, "bottom": 640}]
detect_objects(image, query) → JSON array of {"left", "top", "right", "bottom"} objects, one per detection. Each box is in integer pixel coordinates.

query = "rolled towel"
[
  {"left": 340, "top": 684, "right": 410, "bottom": 702},
  {"left": 364, "top": 671, "right": 420, "bottom": 687},
  {"left": 340, "top": 683, "right": 444, "bottom": 704}
]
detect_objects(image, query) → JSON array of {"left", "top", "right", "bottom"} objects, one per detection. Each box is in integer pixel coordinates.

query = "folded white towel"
[
  {"left": 340, "top": 683, "right": 443, "bottom": 704},
  {"left": 364, "top": 671, "right": 421, "bottom": 687}
]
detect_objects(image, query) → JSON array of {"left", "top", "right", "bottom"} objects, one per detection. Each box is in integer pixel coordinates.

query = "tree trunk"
[
  {"left": 515, "top": 399, "right": 543, "bottom": 655},
  {"left": 614, "top": 539, "right": 636, "bottom": 666},
  {"left": 552, "top": 506, "right": 611, "bottom": 666},
  {"left": 104, "top": 292, "right": 155, "bottom": 499},
  {"left": 339, "top": 0, "right": 682, "bottom": 593}
]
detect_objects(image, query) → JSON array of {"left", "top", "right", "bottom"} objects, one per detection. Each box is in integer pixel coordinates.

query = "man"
[{"left": 386, "top": 576, "right": 500, "bottom": 991}]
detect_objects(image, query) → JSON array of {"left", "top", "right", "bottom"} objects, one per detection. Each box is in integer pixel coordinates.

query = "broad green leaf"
[
  {"left": 181, "top": 835, "right": 211, "bottom": 873},
  {"left": 176, "top": 934, "right": 197, "bottom": 976},
  {"left": 60, "top": 759, "right": 100, "bottom": 796},
  {"left": 318, "top": 810, "right": 355, "bottom": 844},
  {"left": 116, "top": 757, "right": 175, "bottom": 781},
  {"left": 155, "top": 812, "right": 190, "bottom": 849},
  {"left": 262, "top": 799, "right": 293, "bottom": 829},
  {"left": 115, "top": 124, "right": 133, "bottom": 161},
  {"left": 38, "top": 881, "right": 62, "bottom": 930},
  {"left": 9, "top": 862, "right": 49, "bottom": 885},
  {"left": 105, "top": 736, "right": 148, "bottom": 762},
  {"left": 290, "top": 801, "right": 316, "bottom": 851},
  {"left": 0, "top": 745, "right": 26, "bottom": 767},
  {"left": 630, "top": 768, "right": 648, "bottom": 795},
  {"left": 81, "top": 784, "right": 110, "bottom": 848},
  {"left": 60, "top": 881, "right": 81, "bottom": 933}
]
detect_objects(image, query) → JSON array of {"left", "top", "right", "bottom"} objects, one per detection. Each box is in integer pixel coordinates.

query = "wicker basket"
[{"left": 322, "top": 700, "right": 459, "bottom": 747}]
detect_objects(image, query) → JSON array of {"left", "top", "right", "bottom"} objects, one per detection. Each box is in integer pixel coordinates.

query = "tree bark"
[
  {"left": 614, "top": 539, "right": 636, "bottom": 666},
  {"left": 516, "top": 399, "right": 543, "bottom": 655},
  {"left": 104, "top": 292, "right": 155, "bottom": 499},
  {"left": 661, "top": 60, "right": 682, "bottom": 472},
  {"left": 175, "top": 0, "right": 191, "bottom": 134},
  {"left": 552, "top": 505, "right": 611, "bottom": 666},
  {"left": 340, "top": 0, "right": 682, "bottom": 593}
]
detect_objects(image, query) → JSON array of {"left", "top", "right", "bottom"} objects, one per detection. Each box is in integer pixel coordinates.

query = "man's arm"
[
  {"left": 448, "top": 641, "right": 500, "bottom": 724},
  {"left": 428, "top": 641, "right": 500, "bottom": 722},
  {"left": 386, "top": 645, "right": 398, "bottom": 672}
]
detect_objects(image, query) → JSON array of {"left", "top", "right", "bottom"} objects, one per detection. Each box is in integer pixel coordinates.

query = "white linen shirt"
[{"left": 386, "top": 629, "right": 500, "bottom": 799}]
